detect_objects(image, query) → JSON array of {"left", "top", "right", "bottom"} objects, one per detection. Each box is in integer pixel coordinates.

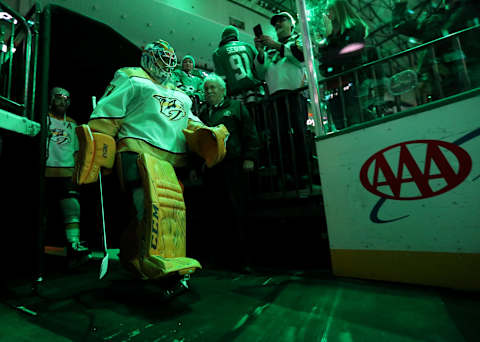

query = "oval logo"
[{"left": 359, "top": 140, "right": 472, "bottom": 200}]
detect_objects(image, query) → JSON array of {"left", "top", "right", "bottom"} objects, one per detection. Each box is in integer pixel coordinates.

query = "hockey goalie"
[{"left": 73, "top": 39, "right": 229, "bottom": 280}]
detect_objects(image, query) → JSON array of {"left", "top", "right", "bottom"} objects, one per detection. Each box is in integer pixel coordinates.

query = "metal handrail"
[
  {"left": 25, "top": 3, "right": 40, "bottom": 120},
  {"left": 0, "top": 1, "right": 34, "bottom": 118},
  {"left": 245, "top": 23, "right": 480, "bottom": 116},
  {"left": 317, "top": 24, "right": 480, "bottom": 87}
]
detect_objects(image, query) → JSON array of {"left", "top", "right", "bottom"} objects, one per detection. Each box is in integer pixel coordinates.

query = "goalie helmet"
[{"left": 141, "top": 39, "right": 177, "bottom": 84}]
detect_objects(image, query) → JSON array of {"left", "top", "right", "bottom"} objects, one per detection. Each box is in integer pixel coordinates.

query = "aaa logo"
[{"left": 359, "top": 140, "right": 472, "bottom": 200}]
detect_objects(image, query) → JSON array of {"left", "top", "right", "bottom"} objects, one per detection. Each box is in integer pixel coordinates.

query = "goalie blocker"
[{"left": 73, "top": 125, "right": 116, "bottom": 185}]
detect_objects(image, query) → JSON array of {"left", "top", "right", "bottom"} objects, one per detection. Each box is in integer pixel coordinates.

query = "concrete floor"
[{"left": 1, "top": 256, "right": 479, "bottom": 342}]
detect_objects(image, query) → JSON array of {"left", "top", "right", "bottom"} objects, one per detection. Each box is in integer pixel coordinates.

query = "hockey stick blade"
[{"left": 99, "top": 253, "right": 108, "bottom": 279}]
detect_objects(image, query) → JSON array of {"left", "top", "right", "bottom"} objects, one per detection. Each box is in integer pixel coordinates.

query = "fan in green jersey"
[
  {"left": 172, "top": 55, "right": 204, "bottom": 103},
  {"left": 212, "top": 25, "right": 263, "bottom": 100}
]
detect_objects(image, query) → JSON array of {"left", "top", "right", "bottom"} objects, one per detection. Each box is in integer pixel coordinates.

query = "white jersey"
[
  {"left": 46, "top": 114, "right": 78, "bottom": 168},
  {"left": 91, "top": 67, "right": 202, "bottom": 154},
  {"left": 255, "top": 33, "right": 306, "bottom": 95}
]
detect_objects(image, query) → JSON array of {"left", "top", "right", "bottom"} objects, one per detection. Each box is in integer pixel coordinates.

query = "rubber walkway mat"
[{"left": 1, "top": 261, "right": 479, "bottom": 341}]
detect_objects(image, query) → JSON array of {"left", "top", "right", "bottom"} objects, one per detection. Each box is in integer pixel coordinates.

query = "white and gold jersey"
[
  {"left": 89, "top": 67, "right": 202, "bottom": 155},
  {"left": 46, "top": 113, "right": 78, "bottom": 169}
]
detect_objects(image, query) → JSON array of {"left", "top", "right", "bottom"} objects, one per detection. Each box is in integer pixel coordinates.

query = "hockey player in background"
[
  {"left": 73, "top": 39, "right": 229, "bottom": 280},
  {"left": 45, "top": 87, "right": 89, "bottom": 263},
  {"left": 213, "top": 25, "right": 263, "bottom": 102}
]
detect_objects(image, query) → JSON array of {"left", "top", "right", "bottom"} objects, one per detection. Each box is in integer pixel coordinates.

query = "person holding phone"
[
  {"left": 254, "top": 12, "right": 311, "bottom": 190},
  {"left": 254, "top": 12, "right": 305, "bottom": 95},
  {"left": 212, "top": 25, "right": 263, "bottom": 102}
]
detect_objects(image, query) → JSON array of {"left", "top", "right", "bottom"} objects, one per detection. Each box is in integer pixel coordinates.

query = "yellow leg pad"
[
  {"left": 137, "top": 153, "right": 201, "bottom": 279},
  {"left": 142, "top": 256, "right": 201, "bottom": 279}
]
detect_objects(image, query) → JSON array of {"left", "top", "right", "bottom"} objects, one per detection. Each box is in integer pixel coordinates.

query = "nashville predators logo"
[
  {"left": 50, "top": 128, "right": 71, "bottom": 145},
  {"left": 153, "top": 95, "right": 187, "bottom": 121}
]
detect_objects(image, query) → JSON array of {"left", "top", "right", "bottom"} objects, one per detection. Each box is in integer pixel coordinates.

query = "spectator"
[
  {"left": 394, "top": 0, "right": 480, "bottom": 98},
  {"left": 254, "top": 11, "right": 311, "bottom": 189},
  {"left": 254, "top": 12, "right": 306, "bottom": 95},
  {"left": 197, "top": 73, "right": 260, "bottom": 272},
  {"left": 318, "top": 0, "right": 371, "bottom": 130},
  {"left": 172, "top": 55, "right": 204, "bottom": 109},
  {"left": 213, "top": 25, "right": 263, "bottom": 102}
]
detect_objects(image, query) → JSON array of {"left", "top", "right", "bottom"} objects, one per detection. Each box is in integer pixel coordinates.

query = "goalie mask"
[{"left": 141, "top": 39, "right": 177, "bottom": 84}]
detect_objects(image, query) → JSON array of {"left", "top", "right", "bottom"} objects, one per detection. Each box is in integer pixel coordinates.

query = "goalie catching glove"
[{"left": 183, "top": 124, "right": 229, "bottom": 168}]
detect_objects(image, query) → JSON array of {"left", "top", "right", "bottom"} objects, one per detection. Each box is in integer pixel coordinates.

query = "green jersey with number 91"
[{"left": 213, "top": 41, "right": 262, "bottom": 96}]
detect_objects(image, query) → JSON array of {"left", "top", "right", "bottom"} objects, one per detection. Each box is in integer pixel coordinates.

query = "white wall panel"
[{"left": 317, "top": 95, "right": 480, "bottom": 253}]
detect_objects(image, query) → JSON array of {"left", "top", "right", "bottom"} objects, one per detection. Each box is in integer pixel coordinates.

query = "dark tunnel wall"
[
  {"left": 44, "top": 5, "right": 143, "bottom": 253},
  {"left": 0, "top": 131, "right": 41, "bottom": 282},
  {"left": 47, "top": 5, "right": 142, "bottom": 123},
  {"left": 1, "top": 4, "right": 142, "bottom": 282},
  {"left": 47, "top": 4, "right": 144, "bottom": 237}
]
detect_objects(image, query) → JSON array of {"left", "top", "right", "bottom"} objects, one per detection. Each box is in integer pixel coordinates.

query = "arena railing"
[
  {"left": 245, "top": 84, "right": 321, "bottom": 200},
  {"left": 317, "top": 24, "right": 480, "bottom": 133},
  {"left": 245, "top": 24, "right": 479, "bottom": 200}
]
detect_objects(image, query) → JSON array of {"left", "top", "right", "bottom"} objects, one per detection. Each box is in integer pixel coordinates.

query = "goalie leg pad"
[
  {"left": 126, "top": 153, "right": 201, "bottom": 279},
  {"left": 74, "top": 124, "right": 116, "bottom": 184},
  {"left": 138, "top": 153, "right": 186, "bottom": 258}
]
